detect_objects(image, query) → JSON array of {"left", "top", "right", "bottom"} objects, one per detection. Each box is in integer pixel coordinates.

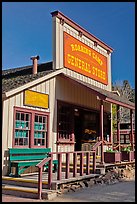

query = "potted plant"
[
  {"left": 121, "top": 146, "right": 134, "bottom": 162},
  {"left": 104, "top": 148, "right": 121, "bottom": 163}
]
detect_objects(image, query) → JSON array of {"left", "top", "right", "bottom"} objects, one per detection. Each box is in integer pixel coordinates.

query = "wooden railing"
[
  {"left": 92, "top": 140, "right": 102, "bottom": 151},
  {"left": 36, "top": 150, "right": 96, "bottom": 199},
  {"left": 113, "top": 143, "right": 120, "bottom": 150}
]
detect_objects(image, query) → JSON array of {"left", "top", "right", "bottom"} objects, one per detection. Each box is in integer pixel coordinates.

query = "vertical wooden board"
[
  {"left": 56, "top": 18, "right": 60, "bottom": 69},
  {"left": 52, "top": 17, "right": 56, "bottom": 70},
  {"left": 45, "top": 80, "right": 50, "bottom": 95},
  {"left": 36, "top": 84, "right": 42, "bottom": 92},
  {"left": 60, "top": 23, "right": 63, "bottom": 69},
  {"left": 2, "top": 99, "right": 9, "bottom": 147},
  {"left": 7, "top": 96, "right": 15, "bottom": 147},
  {"left": 49, "top": 78, "right": 56, "bottom": 149},
  {"left": 15, "top": 92, "right": 21, "bottom": 106},
  {"left": 20, "top": 91, "right": 24, "bottom": 107},
  {"left": 41, "top": 81, "right": 46, "bottom": 93},
  {"left": 2, "top": 99, "right": 9, "bottom": 174}
]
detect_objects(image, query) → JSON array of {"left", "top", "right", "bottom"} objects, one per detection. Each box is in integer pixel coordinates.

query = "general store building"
[{"left": 2, "top": 11, "right": 135, "bottom": 176}]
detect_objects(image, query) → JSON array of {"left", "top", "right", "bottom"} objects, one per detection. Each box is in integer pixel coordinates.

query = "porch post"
[
  {"left": 130, "top": 109, "right": 133, "bottom": 151},
  {"left": 100, "top": 100, "right": 104, "bottom": 164},
  {"left": 109, "top": 107, "right": 113, "bottom": 143},
  {"left": 117, "top": 105, "right": 120, "bottom": 151}
]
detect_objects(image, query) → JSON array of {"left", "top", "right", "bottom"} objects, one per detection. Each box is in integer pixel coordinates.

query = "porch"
[
  {"left": 3, "top": 143, "right": 135, "bottom": 200},
  {"left": 2, "top": 156, "right": 135, "bottom": 200}
]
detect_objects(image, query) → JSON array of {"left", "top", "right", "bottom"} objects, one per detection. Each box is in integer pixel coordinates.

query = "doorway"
[{"left": 74, "top": 108, "right": 83, "bottom": 151}]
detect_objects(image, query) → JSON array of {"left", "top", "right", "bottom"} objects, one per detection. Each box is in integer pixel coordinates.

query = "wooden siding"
[
  {"left": 56, "top": 75, "right": 111, "bottom": 112},
  {"left": 2, "top": 99, "right": 10, "bottom": 175},
  {"left": 2, "top": 78, "right": 55, "bottom": 175}
]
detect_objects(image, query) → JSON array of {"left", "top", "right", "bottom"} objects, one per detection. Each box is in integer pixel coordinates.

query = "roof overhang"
[
  {"left": 60, "top": 74, "right": 135, "bottom": 110},
  {"left": 3, "top": 68, "right": 65, "bottom": 100}
]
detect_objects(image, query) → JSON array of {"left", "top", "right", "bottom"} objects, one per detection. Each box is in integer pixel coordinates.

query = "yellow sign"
[{"left": 24, "top": 90, "right": 49, "bottom": 109}]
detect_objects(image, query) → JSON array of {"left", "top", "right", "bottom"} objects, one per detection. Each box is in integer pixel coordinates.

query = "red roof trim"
[
  {"left": 51, "top": 10, "right": 113, "bottom": 53},
  {"left": 105, "top": 97, "right": 135, "bottom": 110}
]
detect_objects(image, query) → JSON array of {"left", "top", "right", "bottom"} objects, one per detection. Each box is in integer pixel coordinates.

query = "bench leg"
[
  {"left": 9, "top": 164, "right": 20, "bottom": 177},
  {"left": 16, "top": 165, "right": 20, "bottom": 177},
  {"left": 9, "top": 163, "right": 13, "bottom": 177}
]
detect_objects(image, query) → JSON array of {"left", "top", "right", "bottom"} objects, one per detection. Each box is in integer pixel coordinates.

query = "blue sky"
[{"left": 2, "top": 2, "right": 135, "bottom": 88}]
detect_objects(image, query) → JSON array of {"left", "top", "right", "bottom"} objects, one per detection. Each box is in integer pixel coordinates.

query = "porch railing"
[
  {"left": 92, "top": 140, "right": 102, "bottom": 151},
  {"left": 36, "top": 150, "right": 96, "bottom": 199}
]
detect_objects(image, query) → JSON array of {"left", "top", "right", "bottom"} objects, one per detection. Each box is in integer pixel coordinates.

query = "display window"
[{"left": 13, "top": 107, "right": 49, "bottom": 148}]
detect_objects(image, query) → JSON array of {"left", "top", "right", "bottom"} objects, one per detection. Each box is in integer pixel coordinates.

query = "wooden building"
[{"left": 2, "top": 11, "right": 135, "bottom": 176}]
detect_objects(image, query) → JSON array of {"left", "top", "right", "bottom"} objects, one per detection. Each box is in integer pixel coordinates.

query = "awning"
[{"left": 60, "top": 74, "right": 135, "bottom": 110}]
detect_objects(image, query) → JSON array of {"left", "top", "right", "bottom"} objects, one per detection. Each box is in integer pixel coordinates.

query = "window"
[
  {"left": 14, "top": 112, "right": 31, "bottom": 146},
  {"left": 120, "top": 134, "right": 130, "bottom": 144},
  {"left": 57, "top": 103, "right": 74, "bottom": 142},
  {"left": 13, "top": 107, "right": 49, "bottom": 148},
  {"left": 34, "top": 114, "right": 47, "bottom": 146}
]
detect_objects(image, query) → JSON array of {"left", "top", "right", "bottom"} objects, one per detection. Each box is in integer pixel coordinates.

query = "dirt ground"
[{"left": 2, "top": 178, "right": 135, "bottom": 202}]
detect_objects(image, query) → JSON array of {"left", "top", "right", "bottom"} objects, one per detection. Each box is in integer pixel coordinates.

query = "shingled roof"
[{"left": 2, "top": 61, "right": 54, "bottom": 93}]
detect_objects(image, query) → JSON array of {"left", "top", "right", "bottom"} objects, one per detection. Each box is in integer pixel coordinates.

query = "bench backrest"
[{"left": 9, "top": 148, "right": 51, "bottom": 161}]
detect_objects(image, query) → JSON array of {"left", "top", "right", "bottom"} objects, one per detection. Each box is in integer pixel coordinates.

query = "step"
[
  {"left": 2, "top": 184, "right": 58, "bottom": 200},
  {"left": 2, "top": 176, "right": 48, "bottom": 189}
]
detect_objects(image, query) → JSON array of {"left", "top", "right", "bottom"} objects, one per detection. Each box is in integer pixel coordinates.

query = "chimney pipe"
[{"left": 30, "top": 55, "right": 40, "bottom": 74}]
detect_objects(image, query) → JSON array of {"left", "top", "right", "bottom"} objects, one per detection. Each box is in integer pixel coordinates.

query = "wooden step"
[
  {"left": 2, "top": 184, "right": 58, "bottom": 200},
  {"left": 2, "top": 176, "right": 48, "bottom": 189}
]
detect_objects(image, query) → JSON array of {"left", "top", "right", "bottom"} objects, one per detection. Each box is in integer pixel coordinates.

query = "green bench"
[{"left": 9, "top": 148, "right": 58, "bottom": 177}]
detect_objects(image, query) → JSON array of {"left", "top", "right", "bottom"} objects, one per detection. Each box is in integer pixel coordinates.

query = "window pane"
[
  {"left": 24, "top": 138, "right": 28, "bottom": 145},
  {"left": 26, "top": 114, "right": 29, "bottom": 121},
  {"left": 19, "top": 138, "right": 23, "bottom": 145},
  {"left": 43, "top": 117, "right": 46, "bottom": 123},
  {"left": 21, "top": 113, "right": 24, "bottom": 120},
  {"left": 15, "top": 138, "right": 18, "bottom": 146},
  {"left": 42, "top": 139, "right": 45, "bottom": 145},
  {"left": 16, "top": 112, "right": 20, "bottom": 120},
  {"left": 35, "top": 115, "right": 38, "bottom": 122},
  {"left": 39, "top": 116, "right": 42, "bottom": 123}
]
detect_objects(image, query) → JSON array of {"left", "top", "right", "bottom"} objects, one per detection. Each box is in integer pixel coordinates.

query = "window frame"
[{"left": 13, "top": 106, "right": 49, "bottom": 148}]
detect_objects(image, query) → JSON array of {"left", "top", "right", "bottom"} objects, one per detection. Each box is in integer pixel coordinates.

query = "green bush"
[
  {"left": 106, "top": 148, "right": 119, "bottom": 153},
  {"left": 121, "top": 146, "right": 131, "bottom": 152}
]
